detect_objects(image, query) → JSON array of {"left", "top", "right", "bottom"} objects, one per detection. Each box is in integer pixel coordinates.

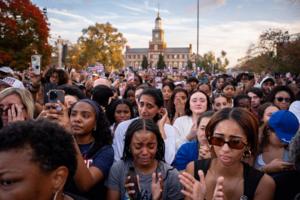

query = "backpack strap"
[
  {"left": 243, "top": 162, "right": 264, "bottom": 199},
  {"left": 194, "top": 159, "right": 211, "bottom": 181}
]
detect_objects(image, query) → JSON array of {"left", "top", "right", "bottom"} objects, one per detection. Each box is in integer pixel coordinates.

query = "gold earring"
[{"left": 243, "top": 147, "right": 252, "bottom": 159}]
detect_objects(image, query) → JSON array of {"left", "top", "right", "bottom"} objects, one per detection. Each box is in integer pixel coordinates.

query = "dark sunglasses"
[
  {"left": 275, "top": 97, "right": 290, "bottom": 103},
  {"left": 209, "top": 136, "right": 247, "bottom": 150}
]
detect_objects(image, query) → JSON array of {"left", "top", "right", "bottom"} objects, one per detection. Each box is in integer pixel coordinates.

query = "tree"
[
  {"left": 141, "top": 55, "right": 148, "bottom": 69},
  {"left": 238, "top": 29, "right": 300, "bottom": 73},
  {"left": 0, "top": 0, "right": 51, "bottom": 70},
  {"left": 75, "top": 22, "right": 127, "bottom": 71},
  {"left": 187, "top": 59, "right": 193, "bottom": 70},
  {"left": 196, "top": 51, "right": 229, "bottom": 73},
  {"left": 156, "top": 54, "right": 166, "bottom": 70}
]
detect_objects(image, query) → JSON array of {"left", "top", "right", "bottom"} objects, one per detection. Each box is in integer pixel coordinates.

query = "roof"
[
  {"left": 126, "top": 48, "right": 148, "bottom": 54},
  {"left": 165, "top": 48, "right": 190, "bottom": 53}
]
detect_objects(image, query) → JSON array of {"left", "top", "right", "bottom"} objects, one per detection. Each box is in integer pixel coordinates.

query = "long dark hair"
[
  {"left": 168, "top": 88, "right": 188, "bottom": 121},
  {"left": 70, "top": 99, "right": 112, "bottom": 158},
  {"left": 122, "top": 119, "right": 165, "bottom": 161},
  {"left": 206, "top": 107, "right": 259, "bottom": 156}
]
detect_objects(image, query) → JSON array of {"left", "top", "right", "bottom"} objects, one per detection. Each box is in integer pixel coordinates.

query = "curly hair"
[
  {"left": 0, "top": 119, "right": 77, "bottom": 183},
  {"left": 122, "top": 118, "right": 165, "bottom": 162},
  {"left": 106, "top": 99, "right": 134, "bottom": 125},
  {"left": 43, "top": 67, "right": 69, "bottom": 85},
  {"left": 266, "top": 85, "right": 295, "bottom": 104}
]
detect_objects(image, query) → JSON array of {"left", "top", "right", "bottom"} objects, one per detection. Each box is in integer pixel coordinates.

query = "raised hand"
[
  {"left": 151, "top": 172, "right": 163, "bottom": 200},
  {"left": 212, "top": 176, "right": 224, "bottom": 200},
  {"left": 179, "top": 170, "right": 206, "bottom": 200},
  {"left": 157, "top": 108, "right": 169, "bottom": 139},
  {"left": 7, "top": 104, "right": 26, "bottom": 123},
  {"left": 199, "top": 145, "right": 211, "bottom": 160}
]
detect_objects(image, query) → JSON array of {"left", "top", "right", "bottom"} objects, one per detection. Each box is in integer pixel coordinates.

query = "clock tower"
[{"left": 149, "top": 12, "right": 166, "bottom": 51}]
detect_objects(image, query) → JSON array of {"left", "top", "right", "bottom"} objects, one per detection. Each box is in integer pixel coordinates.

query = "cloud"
[
  {"left": 114, "top": 1, "right": 170, "bottom": 14},
  {"left": 185, "top": 0, "right": 227, "bottom": 13},
  {"left": 47, "top": 8, "right": 94, "bottom": 24}
]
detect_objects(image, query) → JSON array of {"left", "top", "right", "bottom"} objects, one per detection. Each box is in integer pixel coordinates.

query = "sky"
[{"left": 32, "top": 0, "right": 300, "bottom": 67}]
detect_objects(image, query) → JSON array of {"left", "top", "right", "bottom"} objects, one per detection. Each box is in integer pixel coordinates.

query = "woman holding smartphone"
[
  {"left": 40, "top": 99, "right": 114, "bottom": 200},
  {"left": 106, "top": 118, "right": 183, "bottom": 200},
  {"left": 179, "top": 108, "right": 275, "bottom": 200}
]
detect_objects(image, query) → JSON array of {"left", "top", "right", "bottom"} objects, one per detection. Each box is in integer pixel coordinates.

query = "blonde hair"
[{"left": 0, "top": 87, "right": 35, "bottom": 119}]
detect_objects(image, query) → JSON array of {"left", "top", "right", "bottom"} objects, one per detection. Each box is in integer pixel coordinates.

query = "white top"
[
  {"left": 173, "top": 115, "right": 193, "bottom": 150},
  {"left": 112, "top": 118, "right": 177, "bottom": 164}
]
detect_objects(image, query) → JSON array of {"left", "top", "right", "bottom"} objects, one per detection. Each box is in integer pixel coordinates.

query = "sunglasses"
[
  {"left": 275, "top": 97, "right": 291, "bottom": 103},
  {"left": 209, "top": 136, "right": 247, "bottom": 150}
]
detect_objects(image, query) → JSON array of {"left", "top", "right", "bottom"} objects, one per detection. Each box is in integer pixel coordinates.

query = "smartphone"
[
  {"left": 31, "top": 55, "right": 41, "bottom": 75},
  {"left": 47, "top": 89, "right": 65, "bottom": 103},
  {"left": 127, "top": 167, "right": 141, "bottom": 200}
]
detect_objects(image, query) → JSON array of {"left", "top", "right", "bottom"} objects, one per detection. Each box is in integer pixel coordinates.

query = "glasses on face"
[
  {"left": 209, "top": 136, "right": 247, "bottom": 150},
  {"left": 275, "top": 97, "right": 291, "bottom": 103}
]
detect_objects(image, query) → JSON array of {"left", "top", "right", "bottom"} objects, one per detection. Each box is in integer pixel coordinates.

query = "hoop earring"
[{"left": 243, "top": 147, "right": 252, "bottom": 159}]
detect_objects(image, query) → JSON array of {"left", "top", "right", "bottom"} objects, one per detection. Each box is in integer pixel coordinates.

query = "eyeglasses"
[
  {"left": 209, "top": 136, "right": 247, "bottom": 150},
  {"left": 275, "top": 97, "right": 291, "bottom": 103}
]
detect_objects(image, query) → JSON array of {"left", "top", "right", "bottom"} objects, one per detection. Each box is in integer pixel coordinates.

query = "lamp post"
[{"left": 197, "top": 0, "right": 199, "bottom": 58}]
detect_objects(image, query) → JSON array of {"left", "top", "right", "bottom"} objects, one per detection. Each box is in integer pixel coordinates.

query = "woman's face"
[
  {"left": 248, "top": 92, "right": 261, "bottom": 109},
  {"left": 189, "top": 92, "right": 208, "bottom": 115},
  {"left": 0, "top": 149, "right": 56, "bottom": 200},
  {"left": 274, "top": 91, "right": 291, "bottom": 110},
  {"left": 49, "top": 72, "right": 59, "bottom": 84},
  {"left": 198, "top": 84, "right": 211, "bottom": 97},
  {"left": 223, "top": 85, "right": 235, "bottom": 98},
  {"left": 0, "top": 94, "right": 28, "bottom": 127},
  {"left": 114, "top": 103, "right": 131, "bottom": 124},
  {"left": 126, "top": 90, "right": 136, "bottom": 105},
  {"left": 70, "top": 102, "right": 97, "bottom": 136},
  {"left": 130, "top": 130, "right": 157, "bottom": 168},
  {"left": 213, "top": 96, "right": 230, "bottom": 111},
  {"left": 138, "top": 95, "right": 160, "bottom": 120},
  {"left": 212, "top": 119, "right": 247, "bottom": 166},
  {"left": 216, "top": 78, "right": 225, "bottom": 90},
  {"left": 174, "top": 92, "right": 187, "bottom": 105},
  {"left": 237, "top": 98, "right": 251, "bottom": 110},
  {"left": 263, "top": 106, "right": 279, "bottom": 124},
  {"left": 162, "top": 86, "right": 172, "bottom": 101},
  {"left": 197, "top": 117, "right": 211, "bottom": 143}
]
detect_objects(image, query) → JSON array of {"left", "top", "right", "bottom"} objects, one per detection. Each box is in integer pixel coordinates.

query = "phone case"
[{"left": 127, "top": 167, "right": 141, "bottom": 200}]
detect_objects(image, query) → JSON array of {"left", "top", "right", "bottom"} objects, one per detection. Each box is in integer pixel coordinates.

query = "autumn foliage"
[{"left": 0, "top": 0, "right": 51, "bottom": 70}]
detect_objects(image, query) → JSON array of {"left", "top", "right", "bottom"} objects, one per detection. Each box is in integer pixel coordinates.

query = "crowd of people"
[{"left": 0, "top": 65, "right": 300, "bottom": 200}]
